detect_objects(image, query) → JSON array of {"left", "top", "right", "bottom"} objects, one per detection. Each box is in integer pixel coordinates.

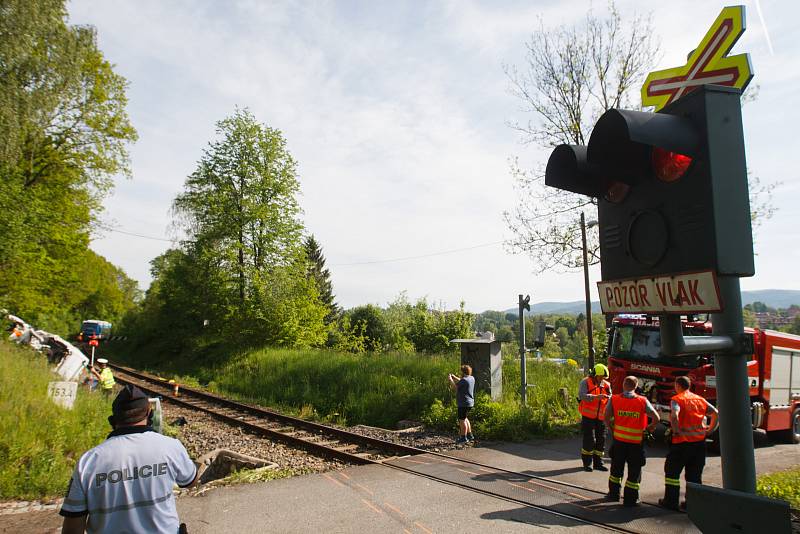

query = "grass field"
[
  {"left": 110, "top": 341, "right": 583, "bottom": 441},
  {"left": 0, "top": 342, "right": 110, "bottom": 500}
]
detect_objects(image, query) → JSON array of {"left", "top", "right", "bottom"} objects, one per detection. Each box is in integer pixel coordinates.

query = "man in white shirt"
[{"left": 60, "top": 385, "right": 198, "bottom": 533}]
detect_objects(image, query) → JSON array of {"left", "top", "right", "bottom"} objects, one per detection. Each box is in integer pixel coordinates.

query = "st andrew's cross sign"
[{"left": 642, "top": 5, "right": 753, "bottom": 111}]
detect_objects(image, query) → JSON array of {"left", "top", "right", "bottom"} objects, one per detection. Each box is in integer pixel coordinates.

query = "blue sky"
[{"left": 68, "top": 0, "right": 799, "bottom": 312}]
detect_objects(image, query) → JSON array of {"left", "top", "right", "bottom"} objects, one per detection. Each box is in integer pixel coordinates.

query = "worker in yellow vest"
[
  {"left": 578, "top": 363, "right": 612, "bottom": 471},
  {"left": 91, "top": 358, "right": 116, "bottom": 398},
  {"left": 604, "top": 375, "right": 660, "bottom": 506},
  {"left": 659, "top": 376, "right": 719, "bottom": 511}
]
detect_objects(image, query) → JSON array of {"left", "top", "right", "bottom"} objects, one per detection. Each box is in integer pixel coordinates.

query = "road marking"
[
  {"left": 355, "top": 483, "right": 374, "bottom": 495},
  {"left": 322, "top": 473, "right": 346, "bottom": 488},
  {"left": 527, "top": 480, "right": 562, "bottom": 492},
  {"left": 383, "top": 502, "right": 405, "bottom": 516},
  {"left": 508, "top": 482, "right": 537, "bottom": 493},
  {"left": 567, "top": 491, "right": 590, "bottom": 500},
  {"left": 361, "top": 499, "right": 384, "bottom": 515},
  {"left": 414, "top": 521, "right": 434, "bottom": 534},
  {"left": 456, "top": 468, "right": 482, "bottom": 476},
  {"left": 403, "top": 458, "right": 431, "bottom": 465}
]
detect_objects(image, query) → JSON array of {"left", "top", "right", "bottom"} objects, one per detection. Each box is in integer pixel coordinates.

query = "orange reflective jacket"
[
  {"left": 671, "top": 390, "right": 708, "bottom": 443},
  {"left": 610, "top": 394, "right": 648, "bottom": 444},
  {"left": 579, "top": 378, "right": 611, "bottom": 420}
]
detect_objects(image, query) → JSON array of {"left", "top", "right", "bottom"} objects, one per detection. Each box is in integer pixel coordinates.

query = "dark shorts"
[{"left": 457, "top": 406, "right": 472, "bottom": 420}]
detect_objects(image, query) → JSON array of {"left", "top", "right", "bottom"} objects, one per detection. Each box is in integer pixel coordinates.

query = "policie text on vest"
[{"left": 95, "top": 463, "right": 168, "bottom": 487}]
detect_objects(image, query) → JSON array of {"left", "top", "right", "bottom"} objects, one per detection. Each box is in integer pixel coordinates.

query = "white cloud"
[{"left": 74, "top": 0, "right": 800, "bottom": 312}]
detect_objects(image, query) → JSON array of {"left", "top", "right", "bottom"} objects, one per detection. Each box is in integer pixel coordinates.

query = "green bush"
[
  {"left": 757, "top": 467, "right": 800, "bottom": 509},
  {"left": 0, "top": 342, "right": 110, "bottom": 499}
]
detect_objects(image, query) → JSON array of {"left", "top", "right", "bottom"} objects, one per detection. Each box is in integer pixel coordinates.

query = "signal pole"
[
  {"left": 712, "top": 277, "right": 756, "bottom": 492},
  {"left": 518, "top": 294, "right": 530, "bottom": 405}
]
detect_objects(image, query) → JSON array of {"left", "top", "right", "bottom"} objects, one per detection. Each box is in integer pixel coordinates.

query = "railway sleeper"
[{"left": 333, "top": 444, "right": 360, "bottom": 452}]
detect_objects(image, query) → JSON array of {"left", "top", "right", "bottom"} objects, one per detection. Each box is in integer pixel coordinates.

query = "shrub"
[{"left": 757, "top": 467, "right": 800, "bottom": 509}]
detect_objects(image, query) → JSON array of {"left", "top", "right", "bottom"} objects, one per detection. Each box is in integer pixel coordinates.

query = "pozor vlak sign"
[{"left": 598, "top": 271, "right": 722, "bottom": 314}]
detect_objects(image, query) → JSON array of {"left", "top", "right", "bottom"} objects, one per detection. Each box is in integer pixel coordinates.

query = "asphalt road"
[
  {"left": 3, "top": 432, "right": 797, "bottom": 533},
  {"left": 176, "top": 433, "right": 799, "bottom": 533}
]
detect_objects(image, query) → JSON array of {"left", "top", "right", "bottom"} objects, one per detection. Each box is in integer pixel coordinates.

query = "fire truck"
[{"left": 607, "top": 315, "right": 800, "bottom": 444}]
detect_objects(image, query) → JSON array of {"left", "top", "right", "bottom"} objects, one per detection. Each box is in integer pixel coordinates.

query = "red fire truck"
[{"left": 607, "top": 315, "right": 800, "bottom": 444}]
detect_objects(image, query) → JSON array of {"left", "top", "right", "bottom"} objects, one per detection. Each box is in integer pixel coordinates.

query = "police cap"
[{"left": 109, "top": 385, "right": 150, "bottom": 426}]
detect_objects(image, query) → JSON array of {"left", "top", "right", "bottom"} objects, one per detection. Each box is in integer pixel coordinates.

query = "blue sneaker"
[{"left": 455, "top": 436, "right": 468, "bottom": 445}]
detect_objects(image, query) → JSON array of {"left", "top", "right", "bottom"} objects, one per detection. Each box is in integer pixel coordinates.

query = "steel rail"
[
  {"left": 108, "top": 363, "right": 421, "bottom": 464},
  {"left": 382, "top": 461, "right": 637, "bottom": 533},
  {"left": 108, "top": 363, "right": 667, "bottom": 533}
]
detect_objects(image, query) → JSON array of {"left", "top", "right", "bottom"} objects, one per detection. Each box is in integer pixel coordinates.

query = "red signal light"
[
  {"left": 604, "top": 181, "right": 630, "bottom": 203},
  {"left": 652, "top": 146, "right": 692, "bottom": 182}
]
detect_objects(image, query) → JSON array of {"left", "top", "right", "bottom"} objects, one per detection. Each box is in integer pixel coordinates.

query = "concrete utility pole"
[{"left": 580, "top": 213, "right": 596, "bottom": 372}]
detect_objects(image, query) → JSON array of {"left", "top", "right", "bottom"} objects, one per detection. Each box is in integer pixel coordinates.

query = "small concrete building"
[{"left": 450, "top": 334, "right": 502, "bottom": 401}]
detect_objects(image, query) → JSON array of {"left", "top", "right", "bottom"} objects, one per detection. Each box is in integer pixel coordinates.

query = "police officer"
[
  {"left": 90, "top": 358, "right": 116, "bottom": 397},
  {"left": 604, "top": 375, "right": 659, "bottom": 506},
  {"left": 578, "top": 363, "right": 612, "bottom": 471},
  {"left": 659, "top": 376, "right": 719, "bottom": 511},
  {"left": 60, "top": 385, "right": 198, "bottom": 533}
]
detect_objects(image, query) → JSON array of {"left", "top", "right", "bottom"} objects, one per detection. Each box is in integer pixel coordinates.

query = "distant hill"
[
  {"left": 499, "top": 289, "right": 800, "bottom": 316},
  {"left": 739, "top": 290, "right": 800, "bottom": 309}
]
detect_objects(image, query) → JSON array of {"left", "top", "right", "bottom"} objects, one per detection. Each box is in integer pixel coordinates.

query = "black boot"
[
  {"left": 593, "top": 455, "right": 608, "bottom": 471},
  {"left": 607, "top": 476, "right": 621, "bottom": 501},
  {"left": 659, "top": 485, "right": 680, "bottom": 510},
  {"left": 623, "top": 484, "right": 640, "bottom": 507},
  {"left": 582, "top": 454, "right": 593, "bottom": 472}
]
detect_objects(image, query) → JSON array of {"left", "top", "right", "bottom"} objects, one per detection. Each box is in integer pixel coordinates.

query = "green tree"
[
  {"left": 347, "top": 304, "right": 386, "bottom": 352},
  {"left": 0, "top": 0, "right": 137, "bottom": 328},
  {"left": 742, "top": 307, "right": 758, "bottom": 328},
  {"left": 132, "top": 109, "right": 327, "bottom": 351},
  {"left": 503, "top": 4, "right": 658, "bottom": 270},
  {"left": 173, "top": 108, "right": 303, "bottom": 309},
  {"left": 304, "top": 235, "right": 340, "bottom": 324}
]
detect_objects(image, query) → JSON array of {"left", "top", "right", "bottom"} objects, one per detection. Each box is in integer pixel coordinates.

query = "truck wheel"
[{"left": 791, "top": 408, "right": 800, "bottom": 445}]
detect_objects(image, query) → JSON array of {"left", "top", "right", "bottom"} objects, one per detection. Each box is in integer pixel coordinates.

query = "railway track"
[
  {"left": 109, "top": 363, "right": 681, "bottom": 533},
  {"left": 108, "top": 363, "right": 423, "bottom": 465}
]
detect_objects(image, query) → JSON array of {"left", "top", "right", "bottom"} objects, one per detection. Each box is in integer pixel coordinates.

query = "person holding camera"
[{"left": 448, "top": 365, "right": 475, "bottom": 444}]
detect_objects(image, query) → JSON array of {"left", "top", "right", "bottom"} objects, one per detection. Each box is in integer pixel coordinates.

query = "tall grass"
[
  {"left": 203, "top": 346, "right": 582, "bottom": 440},
  {"left": 211, "top": 347, "right": 457, "bottom": 428},
  {"left": 108, "top": 340, "right": 584, "bottom": 441},
  {"left": 0, "top": 342, "right": 110, "bottom": 499}
]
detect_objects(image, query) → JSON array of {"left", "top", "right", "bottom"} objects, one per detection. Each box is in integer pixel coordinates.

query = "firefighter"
[
  {"left": 604, "top": 375, "right": 659, "bottom": 506},
  {"left": 578, "top": 363, "right": 612, "bottom": 471},
  {"left": 91, "top": 359, "right": 116, "bottom": 398},
  {"left": 659, "top": 376, "right": 719, "bottom": 511}
]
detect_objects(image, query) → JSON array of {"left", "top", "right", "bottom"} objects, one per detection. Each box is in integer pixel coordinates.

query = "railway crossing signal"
[
  {"left": 545, "top": 6, "right": 792, "bottom": 524},
  {"left": 545, "top": 84, "right": 753, "bottom": 299}
]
